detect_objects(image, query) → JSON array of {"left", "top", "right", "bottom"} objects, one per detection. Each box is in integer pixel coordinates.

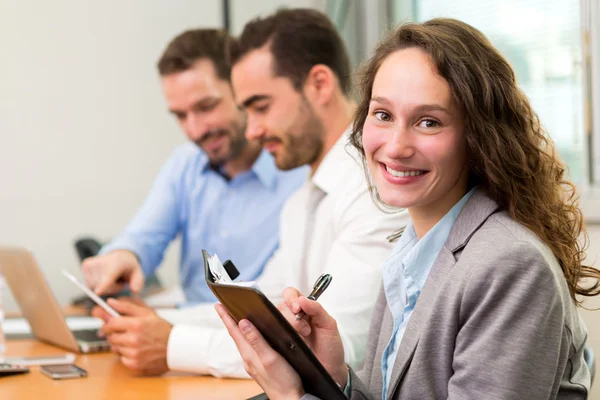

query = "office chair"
[{"left": 74, "top": 237, "right": 103, "bottom": 262}]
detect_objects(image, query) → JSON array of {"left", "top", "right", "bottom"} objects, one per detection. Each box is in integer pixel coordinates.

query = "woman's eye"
[
  {"left": 374, "top": 111, "right": 391, "bottom": 122},
  {"left": 418, "top": 119, "right": 440, "bottom": 128}
]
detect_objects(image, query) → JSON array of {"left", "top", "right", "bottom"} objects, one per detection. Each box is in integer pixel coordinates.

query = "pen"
[{"left": 295, "top": 273, "right": 333, "bottom": 320}]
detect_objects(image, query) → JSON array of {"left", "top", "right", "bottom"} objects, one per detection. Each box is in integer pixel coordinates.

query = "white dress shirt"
[{"left": 157, "top": 132, "right": 410, "bottom": 378}]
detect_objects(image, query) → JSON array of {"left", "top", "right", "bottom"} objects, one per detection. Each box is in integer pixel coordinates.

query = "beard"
[
  {"left": 196, "top": 119, "right": 247, "bottom": 166},
  {"left": 270, "top": 98, "right": 325, "bottom": 171}
]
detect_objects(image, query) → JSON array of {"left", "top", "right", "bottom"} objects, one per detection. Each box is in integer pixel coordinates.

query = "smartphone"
[{"left": 40, "top": 364, "right": 87, "bottom": 380}]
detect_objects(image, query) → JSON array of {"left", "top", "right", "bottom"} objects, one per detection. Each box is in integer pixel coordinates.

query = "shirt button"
[{"left": 220, "top": 231, "right": 229, "bottom": 239}]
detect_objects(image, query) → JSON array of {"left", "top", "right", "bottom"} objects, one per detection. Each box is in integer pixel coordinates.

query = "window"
[{"left": 390, "top": 0, "right": 588, "bottom": 184}]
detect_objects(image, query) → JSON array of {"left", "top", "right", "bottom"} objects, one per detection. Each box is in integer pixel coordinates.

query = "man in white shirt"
[{"left": 95, "top": 8, "right": 408, "bottom": 377}]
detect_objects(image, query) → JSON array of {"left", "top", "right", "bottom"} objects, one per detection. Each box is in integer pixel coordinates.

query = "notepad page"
[{"left": 208, "top": 254, "right": 259, "bottom": 288}]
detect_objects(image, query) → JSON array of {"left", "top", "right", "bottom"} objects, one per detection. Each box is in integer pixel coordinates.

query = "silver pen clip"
[{"left": 296, "top": 273, "right": 333, "bottom": 320}]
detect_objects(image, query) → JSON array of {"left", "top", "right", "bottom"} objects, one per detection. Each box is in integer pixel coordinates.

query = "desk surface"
[{"left": 2, "top": 340, "right": 262, "bottom": 400}]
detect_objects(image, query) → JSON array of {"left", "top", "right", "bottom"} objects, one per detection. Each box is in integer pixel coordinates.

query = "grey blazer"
[{"left": 303, "top": 189, "right": 590, "bottom": 400}]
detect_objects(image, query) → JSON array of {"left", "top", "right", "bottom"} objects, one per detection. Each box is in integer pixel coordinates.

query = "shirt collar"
[
  {"left": 311, "top": 127, "right": 352, "bottom": 194},
  {"left": 199, "top": 149, "right": 277, "bottom": 190},
  {"left": 250, "top": 149, "right": 277, "bottom": 189},
  {"left": 402, "top": 188, "right": 475, "bottom": 289}
]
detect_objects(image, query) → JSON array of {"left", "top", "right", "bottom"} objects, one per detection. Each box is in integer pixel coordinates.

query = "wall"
[
  {"left": 229, "top": 0, "right": 326, "bottom": 34},
  {"left": 0, "top": 0, "right": 221, "bottom": 311},
  {"left": 0, "top": 0, "right": 329, "bottom": 313}
]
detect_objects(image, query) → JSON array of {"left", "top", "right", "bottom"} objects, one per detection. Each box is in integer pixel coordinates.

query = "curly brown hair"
[{"left": 349, "top": 18, "right": 600, "bottom": 304}]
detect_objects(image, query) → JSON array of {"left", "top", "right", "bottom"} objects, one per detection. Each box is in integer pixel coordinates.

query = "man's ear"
[{"left": 303, "top": 64, "right": 336, "bottom": 105}]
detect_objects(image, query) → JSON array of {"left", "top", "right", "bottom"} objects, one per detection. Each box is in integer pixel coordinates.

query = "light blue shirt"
[
  {"left": 381, "top": 189, "right": 474, "bottom": 399},
  {"left": 101, "top": 143, "right": 308, "bottom": 304}
]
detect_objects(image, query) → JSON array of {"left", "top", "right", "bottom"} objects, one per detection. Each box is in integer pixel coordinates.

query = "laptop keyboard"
[{"left": 73, "top": 329, "right": 104, "bottom": 342}]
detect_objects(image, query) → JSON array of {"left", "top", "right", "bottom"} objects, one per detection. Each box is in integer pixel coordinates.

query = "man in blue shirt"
[{"left": 82, "top": 29, "right": 306, "bottom": 304}]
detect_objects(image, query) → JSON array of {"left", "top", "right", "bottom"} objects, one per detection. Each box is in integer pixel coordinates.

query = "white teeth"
[{"left": 385, "top": 165, "right": 426, "bottom": 177}]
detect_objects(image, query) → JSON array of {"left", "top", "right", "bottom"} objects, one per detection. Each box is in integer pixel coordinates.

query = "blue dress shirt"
[
  {"left": 381, "top": 189, "right": 474, "bottom": 399},
  {"left": 101, "top": 143, "right": 307, "bottom": 304}
]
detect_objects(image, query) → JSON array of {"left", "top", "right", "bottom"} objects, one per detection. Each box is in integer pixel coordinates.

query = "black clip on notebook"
[{"left": 202, "top": 250, "right": 347, "bottom": 400}]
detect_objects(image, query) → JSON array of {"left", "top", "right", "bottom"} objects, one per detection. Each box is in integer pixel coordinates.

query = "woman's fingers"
[
  {"left": 280, "top": 287, "right": 337, "bottom": 337},
  {"left": 214, "top": 304, "right": 260, "bottom": 375},
  {"left": 282, "top": 287, "right": 303, "bottom": 313},
  {"left": 216, "top": 304, "right": 306, "bottom": 398},
  {"left": 277, "top": 301, "right": 312, "bottom": 337},
  {"left": 215, "top": 304, "right": 248, "bottom": 348},
  {"left": 238, "top": 319, "right": 282, "bottom": 369},
  {"left": 215, "top": 304, "right": 285, "bottom": 368},
  {"left": 215, "top": 305, "right": 298, "bottom": 383},
  {"left": 297, "top": 296, "right": 338, "bottom": 331}
]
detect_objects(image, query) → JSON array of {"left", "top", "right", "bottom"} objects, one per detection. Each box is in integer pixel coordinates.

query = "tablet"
[
  {"left": 61, "top": 270, "right": 120, "bottom": 318},
  {"left": 202, "top": 250, "right": 346, "bottom": 400}
]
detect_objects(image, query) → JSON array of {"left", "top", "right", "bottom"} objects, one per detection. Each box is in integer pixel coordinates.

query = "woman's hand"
[
  {"left": 215, "top": 303, "right": 304, "bottom": 400},
  {"left": 278, "top": 287, "right": 348, "bottom": 387}
]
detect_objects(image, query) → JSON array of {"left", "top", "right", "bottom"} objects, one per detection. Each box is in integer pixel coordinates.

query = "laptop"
[{"left": 0, "top": 246, "right": 110, "bottom": 353}]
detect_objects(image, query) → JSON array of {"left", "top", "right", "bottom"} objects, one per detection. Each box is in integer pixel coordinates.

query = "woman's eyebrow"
[
  {"left": 370, "top": 96, "right": 450, "bottom": 115},
  {"left": 370, "top": 96, "right": 392, "bottom": 106}
]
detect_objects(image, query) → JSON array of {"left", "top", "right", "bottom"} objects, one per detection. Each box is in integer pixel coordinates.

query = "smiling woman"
[
  {"left": 220, "top": 17, "right": 600, "bottom": 400},
  {"left": 360, "top": 47, "right": 468, "bottom": 236},
  {"left": 350, "top": 18, "right": 600, "bottom": 304}
]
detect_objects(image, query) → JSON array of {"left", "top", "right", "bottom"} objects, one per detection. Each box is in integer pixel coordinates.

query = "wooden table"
[{"left": 2, "top": 340, "right": 263, "bottom": 399}]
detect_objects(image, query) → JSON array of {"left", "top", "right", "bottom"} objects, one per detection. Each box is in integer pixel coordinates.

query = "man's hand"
[
  {"left": 97, "top": 298, "right": 173, "bottom": 376},
  {"left": 82, "top": 250, "right": 145, "bottom": 296},
  {"left": 91, "top": 296, "right": 147, "bottom": 323}
]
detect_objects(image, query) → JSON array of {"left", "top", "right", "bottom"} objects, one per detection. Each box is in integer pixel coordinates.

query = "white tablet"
[{"left": 61, "top": 270, "right": 120, "bottom": 318}]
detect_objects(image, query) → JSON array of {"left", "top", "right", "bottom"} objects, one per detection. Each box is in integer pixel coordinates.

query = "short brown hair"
[
  {"left": 229, "top": 8, "right": 352, "bottom": 95},
  {"left": 350, "top": 18, "right": 600, "bottom": 303},
  {"left": 157, "top": 29, "right": 232, "bottom": 80}
]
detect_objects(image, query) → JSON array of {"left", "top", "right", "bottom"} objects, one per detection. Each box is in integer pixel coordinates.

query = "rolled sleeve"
[{"left": 166, "top": 324, "right": 250, "bottom": 378}]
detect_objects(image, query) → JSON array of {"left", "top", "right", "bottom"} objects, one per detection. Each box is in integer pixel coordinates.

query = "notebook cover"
[{"left": 203, "top": 250, "right": 346, "bottom": 400}]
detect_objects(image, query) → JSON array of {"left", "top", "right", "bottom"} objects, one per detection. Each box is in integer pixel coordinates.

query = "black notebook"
[{"left": 203, "top": 250, "right": 346, "bottom": 400}]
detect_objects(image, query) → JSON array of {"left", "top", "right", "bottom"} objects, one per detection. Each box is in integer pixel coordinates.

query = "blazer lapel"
[
  {"left": 444, "top": 189, "right": 500, "bottom": 253},
  {"left": 385, "top": 188, "right": 500, "bottom": 399},
  {"left": 385, "top": 247, "right": 457, "bottom": 399}
]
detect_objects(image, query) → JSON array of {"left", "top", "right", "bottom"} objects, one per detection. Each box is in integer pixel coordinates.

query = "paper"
[
  {"left": 3, "top": 353, "right": 76, "bottom": 366},
  {"left": 208, "top": 254, "right": 258, "bottom": 288},
  {"left": 2, "top": 318, "right": 30, "bottom": 335},
  {"left": 208, "top": 254, "right": 233, "bottom": 283},
  {"left": 3, "top": 316, "right": 103, "bottom": 335}
]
